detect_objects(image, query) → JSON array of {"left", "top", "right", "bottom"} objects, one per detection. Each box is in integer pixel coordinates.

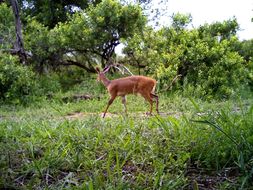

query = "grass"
[{"left": 0, "top": 82, "right": 253, "bottom": 189}]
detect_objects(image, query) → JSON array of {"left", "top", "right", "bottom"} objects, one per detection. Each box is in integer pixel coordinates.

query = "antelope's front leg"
[{"left": 103, "top": 96, "right": 116, "bottom": 118}]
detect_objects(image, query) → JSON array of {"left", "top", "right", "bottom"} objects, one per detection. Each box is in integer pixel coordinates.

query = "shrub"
[
  {"left": 0, "top": 3, "right": 15, "bottom": 49},
  {"left": 36, "top": 73, "right": 62, "bottom": 95},
  {"left": 0, "top": 54, "right": 38, "bottom": 104},
  {"left": 247, "top": 59, "right": 253, "bottom": 90}
]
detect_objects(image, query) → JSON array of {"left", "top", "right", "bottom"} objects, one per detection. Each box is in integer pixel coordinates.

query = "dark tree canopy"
[
  {"left": 20, "top": 0, "right": 102, "bottom": 28},
  {"left": 23, "top": 0, "right": 146, "bottom": 72}
]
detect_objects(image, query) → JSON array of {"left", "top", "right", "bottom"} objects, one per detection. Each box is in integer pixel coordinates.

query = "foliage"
[
  {"left": 20, "top": 0, "right": 102, "bottom": 28},
  {"left": 171, "top": 12, "right": 192, "bottom": 31},
  {"left": 36, "top": 73, "right": 62, "bottom": 96},
  {"left": 235, "top": 39, "right": 253, "bottom": 89},
  {"left": 0, "top": 3, "right": 15, "bottom": 49},
  {"left": 198, "top": 18, "right": 239, "bottom": 40},
  {"left": 24, "top": 19, "right": 52, "bottom": 73},
  {"left": 1, "top": 1, "right": 253, "bottom": 103},
  {"left": 124, "top": 15, "right": 247, "bottom": 99},
  {"left": 0, "top": 53, "right": 37, "bottom": 104},
  {"left": 24, "top": 0, "right": 146, "bottom": 72},
  {"left": 248, "top": 60, "right": 253, "bottom": 89},
  {"left": 238, "top": 39, "right": 253, "bottom": 62}
]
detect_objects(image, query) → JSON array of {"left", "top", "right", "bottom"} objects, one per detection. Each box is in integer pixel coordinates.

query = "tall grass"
[
  {"left": 187, "top": 100, "right": 253, "bottom": 189},
  {"left": 0, "top": 92, "right": 252, "bottom": 189},
  {"left": 0, "top": 115, "right": 190, "bottom": 189}
]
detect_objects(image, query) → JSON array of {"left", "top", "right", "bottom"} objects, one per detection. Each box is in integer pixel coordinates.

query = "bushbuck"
[{"left": 96, "top": 67, "right": 159, "bottom": 118}]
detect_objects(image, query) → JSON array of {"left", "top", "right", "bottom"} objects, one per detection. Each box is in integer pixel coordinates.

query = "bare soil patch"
[{"left": 64, "top": 111, "right": 183, "bottom": 120}]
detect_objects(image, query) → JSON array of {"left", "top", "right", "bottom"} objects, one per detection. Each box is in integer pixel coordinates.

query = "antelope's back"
[
  {"left": 109, "top": 76, "right": 156, "bottom": 95},
  {"left": 136, "top": 76, "right": 156, "bottom": 93}
]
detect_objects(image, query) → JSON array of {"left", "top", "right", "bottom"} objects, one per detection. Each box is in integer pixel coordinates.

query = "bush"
[
  {"left": 0, "top": 54, "right": 38, "bottom": 104},
  {"left": 0, "top": 3, "right": 15, "bottom": 50},
  {"left": 247, "top": 59, "right": 253, "bottom": 90},
  {"left": 186, "top": 51, "right": 246, "bottom": 99},
  {"left": 36, "top": 73, "right": 62, "bottom": 95}
]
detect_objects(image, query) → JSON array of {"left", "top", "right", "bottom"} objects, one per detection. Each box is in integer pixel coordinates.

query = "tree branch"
[
  {"left": 59, "top": 60, "right": 96, "bottom": 73},
  {"left": 160, "top": 74, "right": 182, "bottom": 92}
]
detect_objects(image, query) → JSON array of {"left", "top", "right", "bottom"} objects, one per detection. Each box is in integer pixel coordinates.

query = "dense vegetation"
[{"left": 0, "top": 0, "right": 253, "bottom": 189}]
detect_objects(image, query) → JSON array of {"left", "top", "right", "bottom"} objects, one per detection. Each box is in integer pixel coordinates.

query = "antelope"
[{"left": 96, "top": 66, "right": 159, "bottom": 118}]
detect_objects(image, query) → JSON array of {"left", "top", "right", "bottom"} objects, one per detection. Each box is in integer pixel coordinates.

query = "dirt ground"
[{"left": 64, "top": 111, "right": 183, "bottom": 120}]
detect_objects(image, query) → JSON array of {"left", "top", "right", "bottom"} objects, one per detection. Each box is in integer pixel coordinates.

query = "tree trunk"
[{"left": 10, "top": 0, "right": 26, "bottom": 63}]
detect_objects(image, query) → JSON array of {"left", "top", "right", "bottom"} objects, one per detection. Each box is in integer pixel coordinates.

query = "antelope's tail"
[{"left": 152, "top": 81, "right": 157, "bottom": 94}]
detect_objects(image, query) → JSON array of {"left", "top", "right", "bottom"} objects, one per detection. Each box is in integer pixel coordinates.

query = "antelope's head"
[{"left": 96, "top": 67, "right": 110, "bottom": 82}]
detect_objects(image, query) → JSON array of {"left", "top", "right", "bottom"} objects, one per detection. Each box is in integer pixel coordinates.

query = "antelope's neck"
[{"left": 101, "top": 75, "right": 110, "bottom": 87}]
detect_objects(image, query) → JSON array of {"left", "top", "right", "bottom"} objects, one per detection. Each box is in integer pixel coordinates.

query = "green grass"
[{"left": 0, "top": 86, "right": 253, "bottom": 189}]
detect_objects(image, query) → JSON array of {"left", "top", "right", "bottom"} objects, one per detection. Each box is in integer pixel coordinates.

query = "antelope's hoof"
[{"left": 145, "top": 112, "right": 153, "bottom": 116}]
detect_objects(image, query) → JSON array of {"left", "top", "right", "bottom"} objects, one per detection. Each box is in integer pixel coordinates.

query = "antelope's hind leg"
[
  {"left": 142, "top": 93, "right": 153, "bottom": 116},
  {"left": 151, "top": 93, "right": 159, "bottom": 114},
  {"left": 121, "top": 95, "right": 128, "bottom": 115}
]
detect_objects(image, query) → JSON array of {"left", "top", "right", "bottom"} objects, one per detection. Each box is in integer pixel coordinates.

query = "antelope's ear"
[
  {"left": 103, "top": 66, "right": 110, "bottom": 73},
  {"left": 95, "top": 67, "right": 100, "bottom": 73}
]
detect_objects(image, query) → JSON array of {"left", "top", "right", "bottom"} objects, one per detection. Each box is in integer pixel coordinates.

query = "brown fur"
[{"left": 96, "top": 68, "right": 159, "bottom": 118}]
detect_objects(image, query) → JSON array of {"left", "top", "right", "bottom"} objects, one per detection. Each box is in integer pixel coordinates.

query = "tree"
[
  {"left": 123, "top": 26, "right": 160, "bottom": 75},
  {"left": 237, "top": 39, "right": 253, "bottom": 62},
  {"left": 236, "top": 39, "right": 253, "bottom": 89},
  {"left": 0, "top": 1, "right": 27, "bottom": 63},
  {"left": 0, "top": 3, "right": 15, "bottom": 49},
  {"left": 198, "top": 18, "right": 239, "bottom": 41},
  {"left": 20, "top": 0, "right": 102, "bottom": 28},
  {"left": 24, "top": 0, "right": 146, "bottom": 72},
  {"left": 171, "top": 13, "right": 192, "bottom": 31},
  {"left": 10, "top": 0, "right": 26, "bottom": 63},
  {"left": 123, "top": 15, "right": 247, "bottom": 98}
]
